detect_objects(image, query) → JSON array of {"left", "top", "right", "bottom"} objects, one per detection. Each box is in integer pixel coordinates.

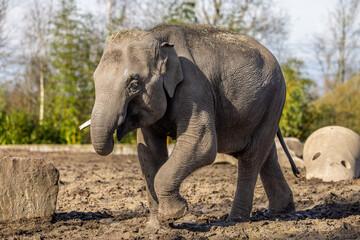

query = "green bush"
[
  {"left": 31, "top": 121, "right": 63, "bottom": 144},
  {"left": 0, "top": 110, "right": 36, "bottom": 144},
  {"left": 308, "top": 73, "right": 360, "bottom": 135},
  {"left": 280, "top": 59, "right": 315, "bottom": 140}
]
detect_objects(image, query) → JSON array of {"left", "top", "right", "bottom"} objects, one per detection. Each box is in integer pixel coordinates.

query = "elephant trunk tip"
[
  {"left": 93, "top": 138, "right": 114, "bottom": 156},
  {"left": 91, "top": 124, "right": 115, "bottom": 156}
]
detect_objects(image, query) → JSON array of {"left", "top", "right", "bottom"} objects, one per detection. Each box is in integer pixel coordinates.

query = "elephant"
[{"left": 87, "top": 24, "right": 299, "bottom": 227}]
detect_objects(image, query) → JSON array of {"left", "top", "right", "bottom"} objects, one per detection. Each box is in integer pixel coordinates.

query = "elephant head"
[{"left": 90, "top": 31, "right": 183, "bottom": 156}]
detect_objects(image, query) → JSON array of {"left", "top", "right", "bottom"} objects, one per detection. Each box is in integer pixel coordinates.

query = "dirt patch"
[{"left": 0, "top": 149, "right": 359, "bottom": 239}]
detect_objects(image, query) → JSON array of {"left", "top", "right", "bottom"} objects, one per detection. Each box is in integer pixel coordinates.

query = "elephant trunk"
[
  {"left": 90, "top": 100, "right": 120, "bottom": 156},
  {"left": 90, "top": 113, "right": 115, "bottom": 156}
]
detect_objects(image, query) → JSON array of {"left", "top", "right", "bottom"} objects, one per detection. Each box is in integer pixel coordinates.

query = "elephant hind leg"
[
  {"left": 260, "top": 143, "right": 295, "bottom": 214},
  {"left": 228, "top": 143, "right": 271, "bottom": 222},
  {"left": 228, "top": 122, "right": 287, "bottom": 221}
]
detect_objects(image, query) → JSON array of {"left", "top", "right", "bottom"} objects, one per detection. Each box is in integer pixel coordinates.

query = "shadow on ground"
[
  {"left": 170, "top": 201, "right": 360, "bottom": 233},
  {"left": 53, "top": 211, "right": 112, "bottom": 222},
  {"left": 53, "top": 208, "right": 148, "bottom": 223}
]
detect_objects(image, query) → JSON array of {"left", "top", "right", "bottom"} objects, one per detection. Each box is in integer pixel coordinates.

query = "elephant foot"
[
  {"left": 228, "top": 207, "right": 251, "bottom": 223},
  {"left": 269, "top": 199, "right": 295, "bottom": 214},
  {"left": 146, "top": 215, "right": 160, "bottom": 230},
  {"left": 158, "top": 194, "right": 188, "bottom": 222},
  {"left": 145, "top": 215, "right": 174, "bottom": 233},
  {"left": 227, "top": 212, "right": 251, "bottom": 223}
]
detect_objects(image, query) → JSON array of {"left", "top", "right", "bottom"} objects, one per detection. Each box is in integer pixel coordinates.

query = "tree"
[
  {"left": 309, "top": 73, "right": 360, "bottom": 136},
  {"left": 199, "top": 0, "right": 288, "bottom": 52},
  {"left": 0, "top": 0, "right": 8, "bottom": 74},
  {"left": 0, "top": 85, "right": 6, "bottom": 113},
  {"left": 0, "top": 0, "right": 7, "bottom": 52},
  {"left": 158, "top": 0, "right": 288, "bottom": 56},
  {"left": 0, "top": 0, "right": 9, "bottom": 113},
  {"left": 313, "top": 0, "right": 360, "bottom": 92},
  {"left": 22, "top": 0, "right": 53, "bottom": 124},
  {"left": 163, "top": 0, "right": 197, "bottom": 24},
  {"left": 48, "top": 0, "right": 102, "bottom": 144},
  {"left": 280, "top": 59, "right": 315, "bottom": 140},
  {"left": 96, "top": 0, "right": 288, "bottom": 56},
  {"left": 101, "top": 0, "right": 129, "bottom": 36}
]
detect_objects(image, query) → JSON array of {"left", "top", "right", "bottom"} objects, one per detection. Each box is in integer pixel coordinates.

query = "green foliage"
[
  {"left": 0, "top": 0, "right": 313, "bottom": 145},
  {"left": 309, "top": 73, "right": 360, "bottom": 135},
  {"left": 0, "top": 110, "right": 35, "bottom": 144},
  {"left": 0, "top": 86, "right": 6, "bottom": 113},
  {"left": 0, "top": 0, "right": 103, "bottom": 145},
  {"left": 280, "top": 59, "right": 315, "bottom": 140},
  {"left": 46, "top": 0, "right": 102, "bottom": 144},
  {"left": 0, "top": 110, "right": 64, "bottom": 144},
  {"left": 31, "top": 121, "right": 63, "bottom": 144},
  {"left": 163, "top": 0, "right": 197, "bottom": 24},
  {"left": 119, "top": 131, "right": 137, "bottom": 144}
]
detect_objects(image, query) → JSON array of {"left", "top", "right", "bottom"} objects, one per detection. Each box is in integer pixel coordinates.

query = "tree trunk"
[
  {"left": 106, "top": 0, "right": 112, "bottom": 37},
  {"left": 39, "top": 65, "right": 44, "bottom": 125}
]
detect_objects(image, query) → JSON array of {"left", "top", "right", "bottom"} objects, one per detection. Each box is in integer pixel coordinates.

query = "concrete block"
[{"left": 303, "top": 126, "right": 360, "bottom": 182}]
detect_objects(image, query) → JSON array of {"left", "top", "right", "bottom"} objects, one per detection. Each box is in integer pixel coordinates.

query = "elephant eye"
[{"left": 128, "top": 80, "right": 140, "bottom": 94}]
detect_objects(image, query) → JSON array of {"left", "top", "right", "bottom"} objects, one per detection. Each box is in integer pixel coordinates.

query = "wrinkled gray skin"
[{"left": 91, "top": 24, "right": 295, "bottom": 227}]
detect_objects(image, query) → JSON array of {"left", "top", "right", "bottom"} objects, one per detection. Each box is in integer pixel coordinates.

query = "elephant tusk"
[{"left": 79, "top": 119, "right": 91, "bottom": 130}]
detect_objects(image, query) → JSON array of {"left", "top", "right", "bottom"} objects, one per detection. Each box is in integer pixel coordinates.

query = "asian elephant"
[{"left": 89, "top": 24, "right": 299, "bottom": 227}]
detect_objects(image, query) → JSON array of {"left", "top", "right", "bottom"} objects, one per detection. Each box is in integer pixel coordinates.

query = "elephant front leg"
[
  {"left": 137, "top": 128, "right": 168, "bottom": 228},
  {"left": 154, "top": 122, "right": 217, "bottom": 222}
]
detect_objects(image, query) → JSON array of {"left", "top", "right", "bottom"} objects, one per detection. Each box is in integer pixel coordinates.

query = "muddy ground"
[{"left": 0, "top": 149, "right": 359, "bottom": 239}]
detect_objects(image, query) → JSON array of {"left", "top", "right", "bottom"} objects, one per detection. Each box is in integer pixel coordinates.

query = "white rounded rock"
[{"left": 304, "top": 126, "right": 360, "bottom": 181}]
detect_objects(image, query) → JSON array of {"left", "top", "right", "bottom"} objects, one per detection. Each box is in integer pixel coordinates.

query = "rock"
[
  {"left": 277, "top": 150, "right": 304, "bottom": 169},
  {"left": 213, "top": 137, "right": 305, "bottom": 168},
  {"left": 0, "top": 156, "right": 59, "bottom": 223},
  {"left": 303, "top": 126, "right": 360, "bottom": 182},
  {"left": 275, "top": 137, "right": 304, "bottom": 169}
]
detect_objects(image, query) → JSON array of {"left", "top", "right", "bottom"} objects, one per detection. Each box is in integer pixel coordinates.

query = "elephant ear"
[{"left": 160, "top": 42, "right": 183, "bottom": 98}]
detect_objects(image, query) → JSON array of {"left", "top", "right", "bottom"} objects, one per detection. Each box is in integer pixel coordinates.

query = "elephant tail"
[{"left": 277, "top": 128, "right": 300, "bottom": 178}]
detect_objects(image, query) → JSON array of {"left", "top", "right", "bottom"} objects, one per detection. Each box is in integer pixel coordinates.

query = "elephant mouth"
[
  {"left": 116, "top": 125, "right": 126, "bottom": 141},
  {"left": 116, "top": 116, "right": 138, "bottom": 141},
  {"left": 116, "top": 119, "right": 132, "bottom": 141}
]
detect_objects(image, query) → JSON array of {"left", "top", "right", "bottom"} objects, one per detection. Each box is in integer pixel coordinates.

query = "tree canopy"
[
  {"left": 308, "top": 73, "right": 360, "bottom": 136},
  {"left": 0, "top": 0, "right": 359, "bottom": 144},
  {"left": 280, "top": 59, "right": 315, "bottom": 140}
]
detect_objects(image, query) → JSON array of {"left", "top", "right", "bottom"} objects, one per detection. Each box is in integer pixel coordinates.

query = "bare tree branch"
[
  {"left": 21, "top": 0, "right": 54, "bottom": 122},
  {"left": 197, "top": 0, "right": 288, "bottom": 53},
  {"left": 313, "top": 0, "right": 360, "bottom": 91},
  {"left": 212, "top": 0, "right": 221, "bottom": 25},
  {"left": 201, "top": 0, "right": 211, "bottom": 24},
  {"left": 0, "top": 0, "right": 9, "bottom": 65}
]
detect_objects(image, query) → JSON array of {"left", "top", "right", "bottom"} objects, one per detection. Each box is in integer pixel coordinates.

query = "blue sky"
[
  {"left": 274, "top": 0, "right": 337, "bottom": 87},
  {"left": 277, "top": 0, "right": 335, "bottom": 45}
]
